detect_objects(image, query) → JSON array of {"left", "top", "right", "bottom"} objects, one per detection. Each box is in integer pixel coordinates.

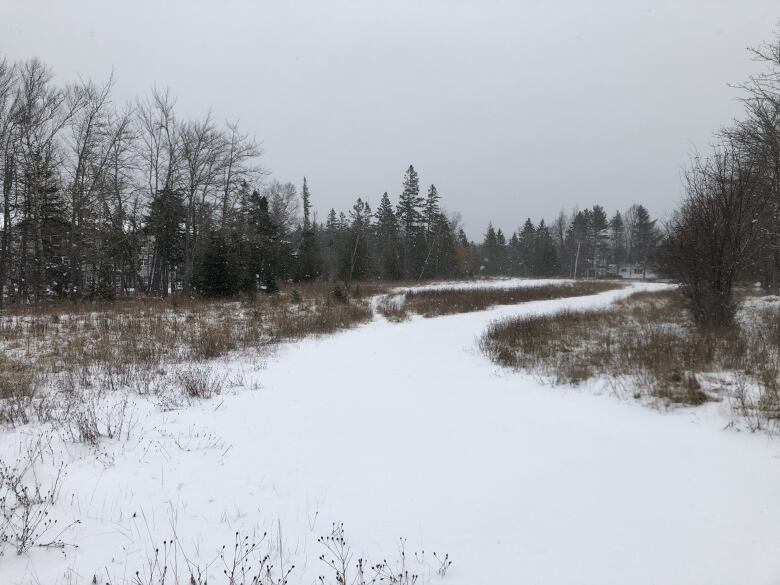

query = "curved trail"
[{"left": 4, "top": 282, "right": 780, "bottom": 585}]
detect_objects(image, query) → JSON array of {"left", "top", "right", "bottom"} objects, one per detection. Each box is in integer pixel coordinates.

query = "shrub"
[{"left": 177, "top": 368, "right": 224, "bottom": 399}]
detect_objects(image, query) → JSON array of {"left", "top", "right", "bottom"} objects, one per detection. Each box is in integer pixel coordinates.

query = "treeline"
[
  {"left": 0, "top": 57, "right": 272, "bottom": 304},
  {"left": 474, "top": 203, "right": 659, "bottom": 279},
  {"left": 658, "top": 29, "right": 780, "bottom": 326},
  {"left": 0, "top": 55, "right": 664, "bottom": 304}
]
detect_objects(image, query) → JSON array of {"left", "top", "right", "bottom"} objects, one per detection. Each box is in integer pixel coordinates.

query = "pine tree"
[
  {"left": 340, "top": 197, "right": 373, "bottom": 283},
  {"left": 456, "top": 228, "right": 474, "bottom": 276},
  {"left": 609, "top": 211, "right": 626, "bottom": 267},
  {"left": 590, "top": 205, "right": 610, "bottom": 276},
  {"left": 239, "top": 189, "right": 284, "bottom": 292},
  {"left": 197, "top": 230, "right": 238, "bottom": 297},
  {"left": 302, "top": 177, "right": 312, "bottom": 231},
  {"left": 565, "top": 211, "right": 590, "bottom": 278},
  {"left": 534, "top": 220, "right": 560, "bottom": 276},
  {"left": 482, "top": 223, "right": 499, "bottom": 275},
  {"left": 423, "top": 184, "right": 441, "bottom": 237},
  {"left": 631, "top": 204, "right": 659, "bottom": 277},
  {"left": 507, "top": 231, "right": 522, "bottom": 275},
  {"left": 375, "top": 192, "right": 401, "bottom": 279},
  {"left": 295, "top": 177, "right": 323, "bottom": 281},
  {"left": 396, "top": 165, "right": 424, "bottom": 277},
  {"left": 146, "top": 188, "right": 186, "bottom": 296},
  {"left": 517, "top": 218, "right": 536, "bottom": 276}
]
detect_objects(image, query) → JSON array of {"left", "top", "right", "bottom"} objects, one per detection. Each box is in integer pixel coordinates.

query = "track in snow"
[{"left": 3, "top": 282, "right": 780, "bottom": 585}]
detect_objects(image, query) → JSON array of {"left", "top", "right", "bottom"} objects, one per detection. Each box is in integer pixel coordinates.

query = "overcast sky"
[{"left": 2, "top": 0, "right": 778, "bottom": 237}]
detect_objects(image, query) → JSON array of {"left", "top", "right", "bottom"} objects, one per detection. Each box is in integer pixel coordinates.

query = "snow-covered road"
[{"left": 4, "top": 282, "right": 780, "bottom": 585}]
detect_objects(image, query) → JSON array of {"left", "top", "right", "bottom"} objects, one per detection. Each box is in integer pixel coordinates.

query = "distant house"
[{"left": 613, "top": 263, "right": 657, "bottom": 280}]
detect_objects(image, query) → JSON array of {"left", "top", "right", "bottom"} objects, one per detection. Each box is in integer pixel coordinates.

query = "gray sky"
[{"left": 2, "top": 0, "right": 778, "bottom": 238}]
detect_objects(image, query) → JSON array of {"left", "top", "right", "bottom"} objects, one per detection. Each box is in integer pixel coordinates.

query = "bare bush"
[
  {"left": 177, "top": 367, "right": 224, "bottom": 400},
  {"left": 101, "top": 523, "right": 450, "bottom": 585},
  {"left": 0, "top": 355, "right": 37, "bottom": 426},
  {"left": 0, "top": 435, "right": 77, "bottom": 555},
  {"left": 377, "top": 295, "right": 410, "bottom": 322},
  {"left": 659, "top": 138, "right": 771, "bottom": 327},
  {"left": 53, "top": 385, "right": 139, "bottom": 445}
]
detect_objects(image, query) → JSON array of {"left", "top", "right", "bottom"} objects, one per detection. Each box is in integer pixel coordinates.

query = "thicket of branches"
[{"left": 659, "top": 30, "right": 780, "bottom": 326}]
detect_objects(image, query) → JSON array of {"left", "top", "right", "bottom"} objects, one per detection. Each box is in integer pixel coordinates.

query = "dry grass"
[
  {"left": 480, "top": 288, "right": 780, "bottom": 427},
  {"left": 0, "top": 283, "right": 372, "bottom": 375},
  {"left": 398, "top": 281, "right": 623, "bottom": 318},
  {"left": 0, "top": 282, "right": 374, "bottom": 430}
]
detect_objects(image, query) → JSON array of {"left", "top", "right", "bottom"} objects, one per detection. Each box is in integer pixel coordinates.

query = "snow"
[
  {"left": 393, "top": 276, "right": 574, "bottom": 292},
  {"left": 2, "top": 281, "right": 780, "bottom": 585}
]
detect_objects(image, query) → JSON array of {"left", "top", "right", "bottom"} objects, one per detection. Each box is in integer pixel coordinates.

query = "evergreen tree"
[
  {"left": 565, "top": 211, "right": 590, "bottom": 278},
  {"left": 482, "top": 223, "right": 500, "bottom": 275},
  {"left": 517, "top": 218, "right": 536, "bottom": 276},
  {"left": 197, "top": 230, "right": 238, "bottom": 297},
  {"left": 507, "top": 231, "right": 522, "bottom": 276},
  {"left": 456, "top": 228, "right": 474, "bottom": 276},
  {"left": 146, "top": 188, "right": 186, "bottom": 296},
  {"left": 631, "top": 204, "right": 659, "bottom": 277},
  {"left": 301, "top": 177, "right": 312, "bottom": 231},
  {"left": 239, "top": 189, "right": 284, "bottom": 292},
  {"left": 375, "top": 192, "right": 401, "bottom": 279},
  {"left": 609, "top": 211, "right": 626, "bottom": 267},
  {"left": 534, "top": 220, "right": 560, "bottom": 276},
  {"left": 294, "top": 177, "right": 323, "bottom": 281},
  {"left": 495, "top": 228, "right": 507, "bottom": 274},
  {"left": 423, "top": 184, "right": 441, "bottom": 237},
  {"left": 589, "top": 205, "right": 610, "bottom": 276},
  {"left": 396, "top": 165, "right": 424, "bottom": 277},
  {"left": 340, "top": 197, "right": 373, "bottom": 282}
]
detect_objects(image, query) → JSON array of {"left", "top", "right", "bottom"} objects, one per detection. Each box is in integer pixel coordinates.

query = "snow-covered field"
[{"left": 2, "top": 281, "right": 780, "bottom": 585}]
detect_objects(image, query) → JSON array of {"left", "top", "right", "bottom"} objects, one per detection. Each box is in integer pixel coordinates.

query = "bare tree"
[
  {"left": 134, "top": 88, "right": 180, "bottom": 294},
  {"left": 12, "top": 59, "right": 83, "bottom": 300},
  {"left": 0, "top": 58, "right": 17, "bottom": 307},
  {"left": 265, "top": 179, "right": 300, "bottom": 233},
  {"left": 179, "top": 112, "right": 224, "bottom": 292},
  {"left": 218, "top": 121, "right": 264, "bottom": 232},
  {"left": 65, "top": 75, "right": 121, "bottom": 296},
  {"left": 660, "top": 137, "right": 771, "bottom": 326}
]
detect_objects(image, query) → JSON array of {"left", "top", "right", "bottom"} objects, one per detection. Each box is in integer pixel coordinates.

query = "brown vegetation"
[
  {"left": 0, "top": 283, "right": 374, "bottom": 429},
  {"left": 480, "top": 288, "right": 780, "bottom": 429},
  {"left": 397, "top": 281, "right": 623, "bottom": 318}
]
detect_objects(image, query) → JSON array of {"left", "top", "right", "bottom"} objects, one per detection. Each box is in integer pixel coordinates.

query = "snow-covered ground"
[
  {"left": 393, "top": 276, "right": 574, "bottom": 292},
  {"left": 2, "top": 281, "right": 780, "bottom": 585}
]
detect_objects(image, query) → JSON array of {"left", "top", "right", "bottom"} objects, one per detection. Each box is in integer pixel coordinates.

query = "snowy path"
[{"left": 4, "top": 282, "right": 780, "bottom": 585}]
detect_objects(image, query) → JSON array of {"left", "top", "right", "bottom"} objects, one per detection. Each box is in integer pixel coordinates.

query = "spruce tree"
[
  {"left": 518, "top": 218, "right": 536, "bottom": 276},
  {"left": 295, "top": 177, "right": 323, "bottom": 281},
  {"left": 302, "top": 177, "right": 312, "bottom": 231},
  {"left": 609, "top": 211, "right": 626, "bottom": 267},
  {"left": 631, "top": 205, "right": 659, "bottom": 277},
  {"left": 375, "top": 192, "right": 401, "bottom": 279},
  {"left": 482, "top": 223, "right": 499, "bottom": 275},
  {"left": 590, "top": 205, "right": 610, "bottom": 276},
  {"left": 396, "top": 165, "right": 424, "bottom": 277},
  {"left": 423, "top": 184, "right": 441, "bottom": 237},
  {"left": 340, "top": 197, "right": 373, "bottom": 283},
  {"left": 197, "top": 231, "right": 238, "bottom": 297},
  {"left": 535, "top": 220, "right": 560, "bottom": 276}
]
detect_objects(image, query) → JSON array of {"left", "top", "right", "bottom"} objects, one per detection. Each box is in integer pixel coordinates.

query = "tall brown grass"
[
  {"left": 397, "top": 281, "right": 623, "bottom": 317},
  {"left": 480, "top": 288, "right": 780, "bottom": 426}
]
